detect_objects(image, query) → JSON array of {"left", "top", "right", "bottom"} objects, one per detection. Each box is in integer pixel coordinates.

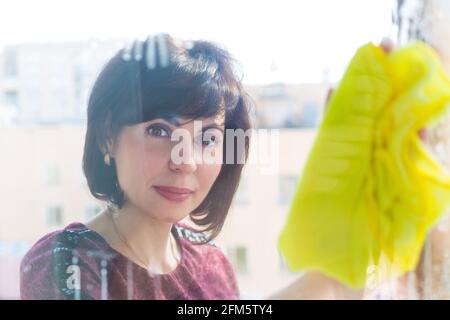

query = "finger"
[
  {"left": 380, "top": 37, "right": 395, "bottom": 53},
  {"left": 325, "top": 88, "right": 334, "bottom": 105},
  {"left": 418, "top": 128, "right": 429, "bottom": 142}
]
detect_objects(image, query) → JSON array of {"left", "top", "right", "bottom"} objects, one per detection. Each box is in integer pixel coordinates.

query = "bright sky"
[{"left": 0, "top": 0, "right": 394, "bottom": 84}]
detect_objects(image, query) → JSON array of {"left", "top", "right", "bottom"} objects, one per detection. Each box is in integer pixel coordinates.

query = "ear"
[
  {"left": 106, "top": 139, "right": 114, "bottom": 156},
  {"left": 100, "top": 138, "right": 115, "bottom": 158}
]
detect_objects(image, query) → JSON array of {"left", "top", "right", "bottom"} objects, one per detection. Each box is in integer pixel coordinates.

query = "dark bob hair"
[{"left": 82, "top": 34, "right": 253, "bottom": 243}]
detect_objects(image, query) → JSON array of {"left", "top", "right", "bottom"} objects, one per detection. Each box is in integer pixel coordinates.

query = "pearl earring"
[{"left": 104, "top": 153, "right": 111, "bottom": 166}]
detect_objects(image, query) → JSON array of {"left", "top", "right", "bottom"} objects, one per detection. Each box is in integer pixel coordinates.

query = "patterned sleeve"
[{"left": 20, "top": 229, "right": 104, "bottom": 300}]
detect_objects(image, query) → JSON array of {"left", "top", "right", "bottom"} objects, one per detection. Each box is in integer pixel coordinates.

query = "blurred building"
[
  {"left": 247, "top": 83, "right": 327, "bottom": 129},
  {"left": 0, "top": 40, "right": 123, "bottom": 125}
]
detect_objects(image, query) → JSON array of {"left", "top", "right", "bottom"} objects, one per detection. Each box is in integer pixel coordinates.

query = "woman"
[{"left": 20, "top": 34, "right": 248, "bottom": 299}]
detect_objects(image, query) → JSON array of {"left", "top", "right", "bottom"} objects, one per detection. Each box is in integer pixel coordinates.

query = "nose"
[{"left": 169, "top": 143, "right": 198, "bottom": 174}]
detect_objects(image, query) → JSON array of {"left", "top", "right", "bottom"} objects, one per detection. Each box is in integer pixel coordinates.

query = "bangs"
[
  {"left": 114, "top": 38, "right": 242, "bottom": 127},
  {"left": 139, "top": 68, "right": 239, "bottom": 122}
]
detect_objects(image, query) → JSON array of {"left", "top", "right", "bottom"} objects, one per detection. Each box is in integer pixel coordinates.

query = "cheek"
[
  {"left": 197, "top": 164, "right": 222, "bottom": 194},
  {"left": 115, "top": 147, "right": 143, "bottom": 194},
  {"left": 115, "top": 138, "right": 168, "bottom": 192}
]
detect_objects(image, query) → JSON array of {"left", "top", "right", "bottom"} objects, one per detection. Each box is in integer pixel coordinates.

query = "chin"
[
  {"left": 145, "top": 206, "right": 191, "bottom": 224},
  {"left": 162, "top": 214, "right": 189, "bottom": 224}
]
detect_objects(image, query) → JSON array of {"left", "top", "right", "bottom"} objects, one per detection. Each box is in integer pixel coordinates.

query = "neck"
[{"left": 108, "top": 204, "right": 180, "bottom": 274}]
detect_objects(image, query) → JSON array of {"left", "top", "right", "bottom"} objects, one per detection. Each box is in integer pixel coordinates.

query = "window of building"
[
  {"left": 3, "top": 91, "right": 18, "bottom": 108},
  {"left": 233, "top": 177, "right": 250, "bottom": 206},
  {"left": 228, "top": 246, "right": 249, "bottom": 275},
  {"left": 43, "top": 165, "right": 61, "bottom": 186},
  {"left": 300, "top": 102, "right": 319, "bottom": 128},
  {"left": 278, "top": 175, "right": 298, "bottom": 206},
  {"left": 85, "top": 204, "right": 102, "bottom": 221},
  {"left": 3, "top": 48, "right": 18, "bottom": 77},
  {"left": 46, "top": 206, "right": 63, "bottom": 227}
]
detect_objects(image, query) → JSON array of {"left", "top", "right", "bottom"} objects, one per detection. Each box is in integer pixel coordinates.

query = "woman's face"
[{"left": 110, "top": 114, "right": 225, "bottom": 223}]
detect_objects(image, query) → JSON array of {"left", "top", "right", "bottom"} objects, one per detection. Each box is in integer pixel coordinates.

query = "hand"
[{"left": 379, "top": 37, "right": 394, "bottom": 54}]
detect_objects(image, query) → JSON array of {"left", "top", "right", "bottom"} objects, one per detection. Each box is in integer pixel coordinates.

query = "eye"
[
  {"left": 146, "top": 124, "right": 170, "bottom": 137},
  {"left": 203, "top": 135, "right": 216, "bottom": 147},
  {"left": 202, "top": 132, "right": 222, "bottom": 147}
]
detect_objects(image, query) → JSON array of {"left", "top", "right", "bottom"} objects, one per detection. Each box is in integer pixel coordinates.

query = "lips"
[{"left": 153, "top": 186, "right": 194, "bottom": 202}]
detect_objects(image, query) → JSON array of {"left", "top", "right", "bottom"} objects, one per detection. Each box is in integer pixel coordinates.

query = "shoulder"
[
  {"left": 21, "top": 222, "right": 109, "bottom": 267},
  {"left": 20, "top": 222, "right": 111, "bottom": 299},
  {"left": 174, "top": 222, "right": 231, "bottom": 265},
  {"left": 173, "top": 222, "right": 218, "bottom": 246}
]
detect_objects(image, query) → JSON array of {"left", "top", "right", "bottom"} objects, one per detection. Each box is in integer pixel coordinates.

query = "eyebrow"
[
  {"left": 162, "top": 116, "right": 224, "bottom": 132},
  {"left": 202, "top": 124, "right": 224, "bottom": 133}
]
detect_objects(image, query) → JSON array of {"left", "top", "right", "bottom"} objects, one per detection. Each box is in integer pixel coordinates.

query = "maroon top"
[{"left": 20, "top": 222, "right": 239, "bottom": 300}]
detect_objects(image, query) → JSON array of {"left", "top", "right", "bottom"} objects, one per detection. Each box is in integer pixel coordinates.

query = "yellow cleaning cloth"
[{"left": 278, "top": 42, "right": 450, "bottom": 289}]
